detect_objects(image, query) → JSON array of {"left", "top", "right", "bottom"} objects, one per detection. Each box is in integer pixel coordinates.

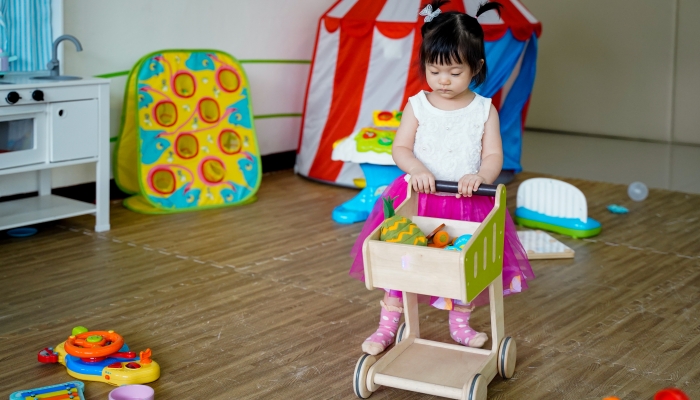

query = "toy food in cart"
[
  {"left": 425, "top": 223, "right": 446, "bottom": 241},
  {"left": 379, "top": 197, "right": 427, "bottom": 246},
  {"left": 9, "top": 381, "right": 86, "bottom": 400},
  {"left": 38, "top": 326, "right": 160, "bottom": 386},
  {"left": 428, "top": 230, "right": 450, "bottom": 248},
  {"left": 445, "top": 233, "right": 473, "bottom": 251}
]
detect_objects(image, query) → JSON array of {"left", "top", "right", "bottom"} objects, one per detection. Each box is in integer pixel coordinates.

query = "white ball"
[{"left": 628, "top": 181, "right": 648, "bottom": 202}]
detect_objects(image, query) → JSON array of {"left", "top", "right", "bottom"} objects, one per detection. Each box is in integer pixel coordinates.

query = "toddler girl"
[{"left": 349, "top": 0, "right": 534, "bottom": 356}]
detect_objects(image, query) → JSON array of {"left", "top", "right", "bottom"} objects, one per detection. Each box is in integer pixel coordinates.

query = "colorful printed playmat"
[{"left": 114, "top": 50, "right": 261, "bottom": 214}]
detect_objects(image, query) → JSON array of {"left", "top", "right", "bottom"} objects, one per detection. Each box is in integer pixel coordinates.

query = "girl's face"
[{"left": 425, "top": 61, "right": 480, "bottom": 99}]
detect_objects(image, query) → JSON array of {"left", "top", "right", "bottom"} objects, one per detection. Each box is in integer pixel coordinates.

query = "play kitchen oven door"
[{"left": 0, "top": 104, "right": 48, "bottom": 169}]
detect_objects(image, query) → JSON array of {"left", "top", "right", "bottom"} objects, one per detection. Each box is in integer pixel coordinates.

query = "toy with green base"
[
  {"left": 113, "top": 50, "right": 261, "bottom": 214},
  {"left": 515, "top": 178, "right": 601, "bottom": 239},
  {"left": 353, "top": 182, "right": 516, "bottom": 399}
]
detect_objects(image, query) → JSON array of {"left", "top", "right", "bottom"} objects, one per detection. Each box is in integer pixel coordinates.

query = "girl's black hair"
[{"left": 418, "top": 0, "right": 503, "bottom": 87}]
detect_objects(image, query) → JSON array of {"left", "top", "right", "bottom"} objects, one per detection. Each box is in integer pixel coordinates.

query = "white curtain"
[{"left": 0, "top": 0, "right": 52, "bottom": 71}]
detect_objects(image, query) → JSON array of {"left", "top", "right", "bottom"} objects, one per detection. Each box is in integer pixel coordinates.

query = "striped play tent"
[{"left": 296, "top": 0, "right": 541, "bottom": 187}]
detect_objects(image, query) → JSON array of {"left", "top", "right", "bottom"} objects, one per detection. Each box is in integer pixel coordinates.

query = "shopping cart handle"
[{"left": 434, "top": 180, "right": 498, "bottom": 197}]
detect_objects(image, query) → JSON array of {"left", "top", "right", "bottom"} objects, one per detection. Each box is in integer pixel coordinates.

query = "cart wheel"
[
  {"left": 497, "top": 336, "right": 517, "bottom": 379},
  {"left": 396, "top": 322, "right": 407, "bottom": 344},
  {"left": 353, "top": 353, "right": 377, "bottom": 399},
  {"left": 462, "top": 373, "right": 487, "bottom": 400}
]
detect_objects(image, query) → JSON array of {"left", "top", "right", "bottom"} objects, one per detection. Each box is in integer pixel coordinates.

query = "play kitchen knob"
[
  {"left": 32, "top": 90, "right": 44, "bottom": 101},
  {"left": 5, "top": 91, "right": 21, "bottom": 104}
]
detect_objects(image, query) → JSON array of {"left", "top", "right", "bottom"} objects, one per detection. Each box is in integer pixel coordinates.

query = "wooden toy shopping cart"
[{"left": 353, "top": 181, "right": 516, "bottom": 400}]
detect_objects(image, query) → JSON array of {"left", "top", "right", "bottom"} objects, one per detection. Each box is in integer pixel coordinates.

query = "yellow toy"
[
  {"left": 354, "top": 182, "right": 515, "bottom": 399},
  {"left": 372, "top": 110, "right": 402, "bottom": 128},
  {"left": 114, "top": 50, "right": 261, "bottom": 214},
  {"left": 38, "top": 326, "right": 160, "bottom": 386}
]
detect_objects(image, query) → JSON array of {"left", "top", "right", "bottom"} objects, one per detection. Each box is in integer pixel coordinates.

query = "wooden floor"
[{"left": 1, "top": 170, "right": 699, "bottom": 399}]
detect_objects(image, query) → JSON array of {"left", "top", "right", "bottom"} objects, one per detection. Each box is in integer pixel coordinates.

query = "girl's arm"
[
  {"left": 478, "top": 104, "right": 504, "bottom": 183},
  {"left": 392, "top": 102, "right": 436, "bottom": 193},
  {"left": 457, "top": 104, "right": 503, "bottom": 197}
]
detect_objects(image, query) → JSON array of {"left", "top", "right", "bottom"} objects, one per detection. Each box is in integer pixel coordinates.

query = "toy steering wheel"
[{"left": 64, "top": 330, "right": 124, "bottom": 358}]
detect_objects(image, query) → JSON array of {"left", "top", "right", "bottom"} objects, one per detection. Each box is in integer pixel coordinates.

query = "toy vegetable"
[
  {"left": 429, "top": 230, "right": 450, "bottom": 248},
  {"left": 379, "top": 197, "right": 427, "bottom": 246}
]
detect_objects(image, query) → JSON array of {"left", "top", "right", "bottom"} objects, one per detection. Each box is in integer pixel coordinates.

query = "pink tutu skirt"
[{"left": 349, "top": 175, "right": 534, "bottom": 308}]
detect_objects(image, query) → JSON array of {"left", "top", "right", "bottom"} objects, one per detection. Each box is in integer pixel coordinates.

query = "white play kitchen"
[{"left": 0, "top": 35, "right": 110, "bottom": 233}]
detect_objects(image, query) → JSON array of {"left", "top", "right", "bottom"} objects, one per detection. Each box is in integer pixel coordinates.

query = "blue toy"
[
  {"left": 607, "top": 204, "right": 629, "bottom": 214},
  {"left": 332, "top": 164, "right": 403, "bottom": 224},
  {"left": 445, "top": 234, "right": 473, "bottom": 251}
]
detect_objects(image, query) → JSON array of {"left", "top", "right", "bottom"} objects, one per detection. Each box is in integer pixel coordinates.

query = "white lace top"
[{"left": 409, "top": 91, "right": 491, "bottom": 182}]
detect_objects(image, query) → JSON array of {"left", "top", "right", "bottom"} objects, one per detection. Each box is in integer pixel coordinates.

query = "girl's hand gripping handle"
[{"left": 435, "top": 180, "right": 498, "bottom": 197}]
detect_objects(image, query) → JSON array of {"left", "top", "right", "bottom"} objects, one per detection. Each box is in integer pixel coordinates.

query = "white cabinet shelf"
[
  {"left": 0, "top": 157, "right": 98, "bottom": 176},
  {"left": 0, "top": 195, "right": 96, "bottom": 231}
]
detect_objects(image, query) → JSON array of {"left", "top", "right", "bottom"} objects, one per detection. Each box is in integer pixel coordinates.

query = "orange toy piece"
[
  {"left": 139, "top": 349, "right": 152, "bottom": 365},
  {"left": 64, "top": 331, "right": 124, "bottom": 359},
  {"left": 602, "top": 397, "right": 620, "bottom": 400},
  {"left": 431, "top": 230, "right": 451, "bottom": 248},
  {"left": 425, "top": 223, "right": 446, "bottom": 241}
]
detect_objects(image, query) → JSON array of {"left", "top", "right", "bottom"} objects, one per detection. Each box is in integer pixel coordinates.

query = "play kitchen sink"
[{"left": 32, "top": 34, "right": 84, "bottom": 81}]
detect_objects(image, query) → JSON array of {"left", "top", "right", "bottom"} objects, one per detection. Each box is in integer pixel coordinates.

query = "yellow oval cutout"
[
  {"left": 218, "top": 69, "right": 240, "bottom": 93},
  {"left": 219, "top": 130, "right": 241, "bottom": 154},
  {"left": 176, "top": 134, "right": 198, "bottom": 159},
  {"left": 154, "top": 101, "right": 177, "bottom": 127},
  {"left": 198, "top": 98, "right": 220, "bottom": 123},
  {"left": 201, "top": 159, "right": 225, "bottom": 183},
  {"left": 174, "top": 72, "right": 196, "bottom": 98},
  {"left": 152, "top": 169, "right": 175, "bottom": 194}
]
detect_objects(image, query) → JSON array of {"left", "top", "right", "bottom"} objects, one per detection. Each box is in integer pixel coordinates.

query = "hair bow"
[{"left": 419, "top": 4, "right": 441, "bottom": 23}]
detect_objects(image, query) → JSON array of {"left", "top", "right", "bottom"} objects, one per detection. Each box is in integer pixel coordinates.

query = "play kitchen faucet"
[{"left": 46, "top": 35, "right": 83, "bottom": 76}]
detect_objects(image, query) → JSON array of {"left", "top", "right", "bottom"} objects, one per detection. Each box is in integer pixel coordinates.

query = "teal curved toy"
[{"left": 515, "top": 207, "right": 601, "bottom": 239}]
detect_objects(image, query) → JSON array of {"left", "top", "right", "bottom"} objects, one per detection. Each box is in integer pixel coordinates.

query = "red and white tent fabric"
[{"left": 296, "top": 0, "right": 541, "bottom": 186}]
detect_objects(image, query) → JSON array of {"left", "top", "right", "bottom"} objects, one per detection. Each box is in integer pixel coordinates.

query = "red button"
[
  {"left": 125, "top": 362, "right": 141, "bottom": 369},
  {"left": 112, "top": 351, "right": 136, "bottom": 359},
  {"left": 107, "top": 362, "right": 122, "bottom": 368}
]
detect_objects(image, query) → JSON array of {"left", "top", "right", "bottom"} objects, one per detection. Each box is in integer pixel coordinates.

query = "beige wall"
[
  {"left": 522, "top": 0, "right": 700, "bottom": 145},
  {"left": 62, "top": 0, "right": 332, "bottom": 155},
  {"left": 64, "top": 0, "right": 700, "bottom": 148},
  {"left": 673, "top": 0, "right": 700, "bottom": 144},
  {"left": 5, "top": 1, "right": 698, "bottom": 196}
]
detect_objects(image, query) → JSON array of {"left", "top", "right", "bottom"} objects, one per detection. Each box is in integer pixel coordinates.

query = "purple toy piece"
[{"left": 109, "top": 384, "right": 154, "bottom": 400}]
